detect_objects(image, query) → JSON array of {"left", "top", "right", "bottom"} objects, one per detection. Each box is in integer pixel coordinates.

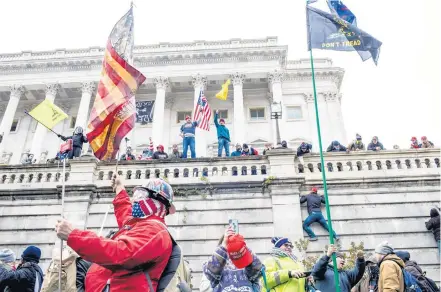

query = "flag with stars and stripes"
[
  {"left": 193, "top": 89, "right": 212, "bottom": 131},
  {"left": 86, "top": 6, "right": 146, "bottom": 160}
]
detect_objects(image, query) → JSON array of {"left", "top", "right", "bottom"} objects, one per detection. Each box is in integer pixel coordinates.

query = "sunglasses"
[{"left": 283, "top": 243, "right": 294, "bottom": 248}]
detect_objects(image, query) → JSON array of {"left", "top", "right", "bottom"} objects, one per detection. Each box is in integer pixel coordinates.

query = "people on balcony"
[
  {"left": 58, "top": 126, "right": 88, "bottom": 159},
  {"left": 347, "top": 134, "right": 365, "bottom": 152},
  {"left": 153, "top": 145, "right": 169, "bottom": 160},
  {"left": 297, "top": 142, "right": 313, "bottom": 157},
  {"left": 214, "top": 110, "right": 230, "bottom": 157},
  {"left": 410, "top": 137, "right": 421, "bottom": 149},
  {"left": 120, "top": 146, "right": 136, "bottom": 161},
  {"left": 139, "top": 138, "right": 154, "bottom": 160},
  {"left": 180, "top": 115, "right": 201, "bottom": 159},
  {"left": 420, "top": 136, "right": 434, "bottom": 148},
  {"left": 327, "top": 141, "right": 347, "bottom": 152},
  {"left": 263, "top": 143, "right": 274, "bottom": 155},
  {"left": 169, "top": 144, "right": 182, "bottom": 159},
  {"left": 231, "top": 143, "right": 243, "bottom": 157},
  {"left": 367, "top": 136, "right": 384, "bottom": 151},
  {"left": 275, "top": 140, "right": 289, "bottom": 149},
  {"left": 21, "top": 153, "right": 35, "bottom": 165},
  {"left": 241, "top": 144, "right": 258, "bottom": 156},
  {"left": 300, "top": 187, "right": 338, "bottom": 241}
]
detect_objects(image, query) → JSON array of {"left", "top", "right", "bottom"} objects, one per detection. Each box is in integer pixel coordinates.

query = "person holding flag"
[{"left": 58, "top": 127, "right": 88, "bottom": 159}]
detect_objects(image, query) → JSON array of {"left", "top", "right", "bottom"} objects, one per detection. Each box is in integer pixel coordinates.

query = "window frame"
[
  {"left": 285, "top": 105, "right": 305, "bottom": 121},
  {"left": 176, "top": 111, "right": 193, "bottom": 124},
  {"left": 213, "top": 109, "right": 229, "bottom": 123},
  {"left": 248, "top": 107, "right": 266, "bottom": 122}
]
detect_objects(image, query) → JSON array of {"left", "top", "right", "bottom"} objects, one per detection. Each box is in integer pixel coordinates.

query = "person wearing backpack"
[
  {"left": 375, "top": 241, "right": 405, "bottom": 292},
  {"left": 261, "top": 237, "right": 306, "bottom": 292},
  {"left": 395, "top": 251, "right": 439, "bottom": 292},
  {"left": 55, "top": 175, "right": 176, "bottom": 292},
  {"left": 0, "top": 245, "right": 44, "bottom": 292}
]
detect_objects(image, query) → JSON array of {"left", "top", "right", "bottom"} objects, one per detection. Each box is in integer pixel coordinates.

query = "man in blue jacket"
[
  {"left": 327, "top": 140, "right": 347, "bottom": 152},
  {"left": 367, "top": 136, "right": 385, "bottom": 151},
  {"left": 180, "top": 115, "right": 201, "bottom": 158},
  {"left": 312, "top": 244, "right": 365, "bottom": 292},
  {"left": 214, "top": 110, "right": 230, "bottom": 157}
]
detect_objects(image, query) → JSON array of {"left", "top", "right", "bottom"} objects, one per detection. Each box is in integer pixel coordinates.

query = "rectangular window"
[
  {"left": 70, "top": 116, "right": 77, "bottom": 129},
  {"left": 176, "top": 111, "right": 192, "bottom": 123},
  {"left": 249, "top": 108, "right": 265, "bottom": 120},
  {"left": 214, "top": 109, "right": 228, "bottom": 120},
  {"left": 10, "top": 119, "right": 19, "bottom": 132},
  {"left": 286, "top": 106, "right": 303, "bottom": 120}
]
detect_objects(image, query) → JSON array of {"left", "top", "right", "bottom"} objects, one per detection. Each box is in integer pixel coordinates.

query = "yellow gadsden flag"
[
  {"left": 215, "top": 79, "right": 231, "bottom": 101},
  {"left": 28, "top": 99, "right": 68, "bottom": 129}
]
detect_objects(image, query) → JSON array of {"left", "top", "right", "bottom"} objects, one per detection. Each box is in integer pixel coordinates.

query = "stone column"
[
  {"left": 164, "top": 96, "right": 176, "bottom": 152},
  {"left": 30, "top": 83, "right": 60, "bottom": 160},
  {"left": 305, "top": 94, "right": 320, "bottom": 152},
  {"left": 268, "top": 70, "right": 284, "bottom": 145},
  {"left": 75, "top": 82, "right": 96, "bottom": 130},
  {"left": 152, "top": 77, "right": 169, "bottom": 146},
  {"left": 231, "top": 73, "right": 246, "bottom": 145},
  {"left": 0, "top": 85, "right": 25, "bottom": 155},
  {"left": 192, "top": 74, "right": 207, "bottom": 157},
  {"left": 325, "top": 92, "right": 347, "bottom": 144}
]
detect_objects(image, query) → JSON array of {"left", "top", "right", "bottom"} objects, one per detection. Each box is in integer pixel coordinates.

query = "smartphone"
[
  {"left": 229, "top": 219, "right": 239, "bottom": 234},
  {"left": 302, "top": 271, "right": 312, "bottom": 277}
]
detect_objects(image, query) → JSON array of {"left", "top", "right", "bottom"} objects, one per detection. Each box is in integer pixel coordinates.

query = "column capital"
[
  {"left": 81, "top": 82, "right": 96, "bottom": 95},
  {"left": 9, "top": 85, "right": 25, "bottom": 98},
  {"left": 268, "top": 69, "right": 285, "bottom": 84},
  {"left": 154, "top": 76, "right": 169, "bottom": 90},
  {"left": 45, "top": 83, "right": 61, "bottom": 96},
  {"left": 191, "top": 74, "right": 207, "bottom": 89},
  {"left": 230, "top": 72, "right": 246, "bottom": 86},
  {"left": 165, "top": 96, "right": 176, "bottom": 109},
  {"left": 304, "top": 93, "right": 315, "bottom": 103}
]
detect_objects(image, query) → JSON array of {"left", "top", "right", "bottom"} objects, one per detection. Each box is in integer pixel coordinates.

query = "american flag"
[{"left": 193, "top": 89, "right": 211, "bottom": 131}]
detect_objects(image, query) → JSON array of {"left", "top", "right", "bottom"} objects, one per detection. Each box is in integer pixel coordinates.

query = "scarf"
[
  {"left": 132, "top": 197, "right": 167, "bottom": 219},
  {"left": 270, "top": 247, "right": 298, "bottom": 262}
]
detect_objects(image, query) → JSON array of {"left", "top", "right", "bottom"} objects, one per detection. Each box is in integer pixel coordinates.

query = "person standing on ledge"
[
  {"left": 300, "top": 187, "right": 338, "bottom": 241},
  {"left": 180, "top": 115, "right": 201, "bottom": 159},
  {"left": 214, "top": 110, "right": 231, "bottom": 157},
  {"left": 59, "top": 126, "right": 88, "bottom": 159}
]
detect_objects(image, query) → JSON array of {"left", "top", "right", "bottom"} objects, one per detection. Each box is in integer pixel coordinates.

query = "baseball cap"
[{"left": 226, "top": 234, "right": 253, "bottom": 269}]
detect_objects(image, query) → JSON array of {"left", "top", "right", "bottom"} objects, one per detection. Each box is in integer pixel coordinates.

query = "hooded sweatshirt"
[{"left": 425, "top": 208, "right": 440, "bottom": 241}]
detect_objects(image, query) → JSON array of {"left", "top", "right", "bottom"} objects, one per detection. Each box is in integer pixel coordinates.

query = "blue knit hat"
[
  {"left": 271, "top": 237, "right": 291, "bottom": 248},
  {"left": 21, "top": 245, "right": 41, "bottom": 263}
]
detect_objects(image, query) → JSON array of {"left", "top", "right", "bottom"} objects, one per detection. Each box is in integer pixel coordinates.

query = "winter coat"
[
  {"left": 326, "top": 143, "right": 347, "bottom": 152},
  {"left": 0, "top": 260, "right": 44, "bottom": 292},
  {"left": 351, "top": 265, "right": 379, "bottom": 292},
  {"left": 262, "top": 256, "right": 305, "bottom": 292},
  {"left": 348, "top": 141, "right": 365, "bottom": 151},
  {"left": 203, "top": 246, "right": 262, "bottom": 292},
  {"left": 67, "top": 189, "right": 173, "bottom": 292},
  {"left": 425, "top": 208, "right": 440, "bottom": 241},
  {"left": 63, "top": 133, "right": 88, "bottom": 149},
  {"left": 231, "top": 150, "right": 242, "bottom": 157},
  {"left": 312, "top": 255, "right": 365, "bottom": 292},
  {"left": 404, "top": 260, "right": 438, "bottom": 292},
  {"left": 297, "top": 144, "right": 312, "bottom": 157},
  {"left": 214, "top": 113, "right": 230, "bottom": 142},
  {"left": 181, "top": 121, "right": 198, "bottom": 137},
  {"left": 121, "top": 153, "right": 136, "bottom": 161},
  {"left": 169, "top": 151, "right": 182, "bottom": 159},
  {"left": 242, "top": 148, "right": 258, "bottom": 156},
  {"left": 367, "top": 142, "right": 384, "bottom": 151},
  {"left": 153, "top": 151, "right": 169, "bottom": 159},
  {"left": 378, "top": 254, "right": 405, "bottom": 292},
  {"left": 0, "top": 262, "right": 13, "bottom": 292},
  {"left": 300, "top": 193, "right": 325, "bottom": 215},
  {"left": 76, "top": 258, "right": 91, "bottom": 292}
]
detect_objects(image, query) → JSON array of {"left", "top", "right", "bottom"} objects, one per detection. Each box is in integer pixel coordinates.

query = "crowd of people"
[{"left": 0, "top": 177, "right": 438, "bottom": 292}]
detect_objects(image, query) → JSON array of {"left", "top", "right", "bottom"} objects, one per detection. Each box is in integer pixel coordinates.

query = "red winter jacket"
[{"left": 67, "top": 190, "right": 172, "bottom": 292}]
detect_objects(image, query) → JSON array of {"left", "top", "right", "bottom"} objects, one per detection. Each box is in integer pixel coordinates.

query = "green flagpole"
[{"left": 309, "top": 48, "right": 341, "bottom": 292}]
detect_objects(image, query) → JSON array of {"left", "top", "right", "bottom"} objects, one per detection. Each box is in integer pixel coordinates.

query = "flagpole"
[
  {"left": 309, "top": 49, "right": 341, "bottom": 292},
  {"left": 25, "top": 111, "right": 61, "bottom": 136}
]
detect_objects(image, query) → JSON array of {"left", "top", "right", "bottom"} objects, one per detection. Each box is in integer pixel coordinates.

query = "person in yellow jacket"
[{"left": 261, "top": 237, "right": 306, "bottom": 292}]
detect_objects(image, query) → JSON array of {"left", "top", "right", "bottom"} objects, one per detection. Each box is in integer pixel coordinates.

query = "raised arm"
[
  {"left": 346, "top": 253, "right": 366, "bottom": 286},
  {"left": 214, "top": 111, "right": 219, "bottom": 127}
]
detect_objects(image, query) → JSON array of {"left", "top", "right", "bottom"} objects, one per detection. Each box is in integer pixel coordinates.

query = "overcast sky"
[{"left": 0, "top": 0, "right": 439, "bottom": 149}]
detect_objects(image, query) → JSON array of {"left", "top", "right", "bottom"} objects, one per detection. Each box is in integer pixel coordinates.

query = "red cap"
[
  {"left": 311, "top": 187, "right": 318, "bottom": 193},
  {"left": 157, "top": 145, "right": 164, "bottom": 151},
  {"left": 411, "top": 136, "right": 417, "bottom": 141},
  {"left": 185, "top": 116, "right": 191, "bottom": 120},
  {"left": 421, "top": 136, "right": 427, "bottom": 140},
  {"left": 226, "top": 234, "right": 253, "bottom": 269}
]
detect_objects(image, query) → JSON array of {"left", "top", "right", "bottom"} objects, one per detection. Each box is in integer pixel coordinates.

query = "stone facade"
[
  {"left": 0, "top": 37, "right": 346, "bottom": 164},
  {"left": 0, "top": 148, "right": 439, "bottom": 287}
]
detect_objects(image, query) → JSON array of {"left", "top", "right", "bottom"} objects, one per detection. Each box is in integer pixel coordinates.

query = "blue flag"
[
  {"left": 327, "top": 0, "right": 357, "bottom": 26},
  {"left": 306, "top": 6, "right": 382, "bottom": 65}
]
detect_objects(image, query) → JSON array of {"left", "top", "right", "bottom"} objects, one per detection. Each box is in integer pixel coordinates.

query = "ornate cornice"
[
  {"left": 154, "top": 76, "right": 169, "bottom": 90},
  {"left": 323, "top": 92, "right": 339, "bottom": 102},
  {"left": 230, "top": 73, "right": 246, "bottom": 86},
  {"left": 81, "top": 82, "right": 96, "bottom": 95},
  {"left": 9, "top": 85, "right": 25, "bottom": 98},
  {"left": 192, "top": 74, "right": 207, "bottom": 89},
  {"left": 268, "top": 69, "right": 284, "bottom": 85},
  {"left": 45, "top": 83, "right": 60, "bottom": 97}
]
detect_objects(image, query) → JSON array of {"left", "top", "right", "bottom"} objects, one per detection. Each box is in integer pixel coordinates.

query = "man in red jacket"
[{"left": 55, "top": 175, "right": 176, "bottom": 291}]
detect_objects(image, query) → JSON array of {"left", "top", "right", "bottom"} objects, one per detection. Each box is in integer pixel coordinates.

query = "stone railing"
[{"left": 0, "top": 163, "right": 69, "bottom": 188}]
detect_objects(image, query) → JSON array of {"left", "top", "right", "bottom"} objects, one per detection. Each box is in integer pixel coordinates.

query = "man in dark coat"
[
  {"left": 120, "top": 146, "right": 136, "bottom": 161},
  {"left": 59, "top": 126, "right": 88, "bottom": 159},
  {"left": 327, "top": 141, "right": 347, "bottom": 152},
  {"left": 425, "top": 208, "right": 440, "bottom": 255},
  {"left": 152, "top": 145, "right": 169, "bottom": 159},
  {"left": 0, "top": 245, "right": 44, "bottom": 292},
  {"left": 312, "top": 244, "right": 365, "bottom": 292}
]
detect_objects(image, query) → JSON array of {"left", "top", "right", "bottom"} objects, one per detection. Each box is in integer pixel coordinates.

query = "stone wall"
[{"left": 0, "top": 149, "right": 439, "bottom": 288}]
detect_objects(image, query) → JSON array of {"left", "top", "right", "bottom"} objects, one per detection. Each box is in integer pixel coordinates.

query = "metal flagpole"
[
  {"left": 309, "top": 49, "right": 341, "bottom": 292},
  {"left": 59, "top": 156, "right": 67, "bottom": 291}
]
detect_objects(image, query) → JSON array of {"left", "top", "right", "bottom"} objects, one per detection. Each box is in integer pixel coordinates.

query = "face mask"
[{"left": 132, "top": 202, "right": 145, "bottom": 218}]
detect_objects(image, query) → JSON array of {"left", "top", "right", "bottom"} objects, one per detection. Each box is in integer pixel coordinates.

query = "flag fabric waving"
[
  {"left": 86, "top": 7, "right": 146, "bottom": 160},
  {"left": 193, "top": 89, "right": 212, "bottom": 131},
  {"left": 27, "top": 99, "right": 68, "bottom": 130},
  {"left": 307, "top": 5, "right": 382, "bottom": 65},
  {"left": 327, "top": 0, "right": 357, "bottom": 26},
  {"left": 215, "top": 79, "right": 231, "bottom": 101}
]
